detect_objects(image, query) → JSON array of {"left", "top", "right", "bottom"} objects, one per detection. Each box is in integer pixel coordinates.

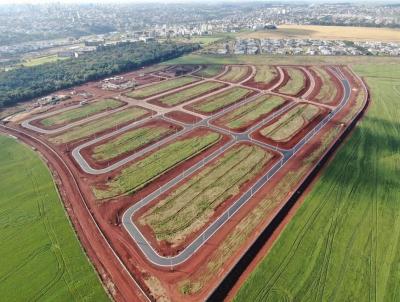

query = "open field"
[
  {"left": 193, "top": 65, "right": 224, "bottom": 78},
  {"left": 189, "top": 86, "right": 254, "bottom": 114},
  {"left": 152, "top": 81, "right": 226, "bottom": 107},
  {"left": 277, "top": 67, "right": 306, "bottom": 96},
  {"left": 244, "top": 65, "right": 278, "bottom": 89},
  {"left": 311, "top": 66, "right": 340, "bottom": 105},
  {"left": 124, "top": 76, "right": 199, "bottom": 99},
  {"left": 139, "top": 144, "right": 273, "bottom": 248},
  {"left": 0, "top": 135, "right": 107, "bottom": 301},
  {"left": 92, "top": 130, "right": 221, "bottom": 200},
  {"left": 49, "top": 106, "right": 150, "bottom": 145},
  {"left": 213, "top": 94, "right": 287, "bottom": 131},
  {"left": 38, "top": 98, "right": 123, "bottom": 128},
  {"left": 235, "top": 64, "right": 400, "bottom": 301},
  {"left": 90, "top": 122, "right": 180, "bottom": 162},
  {"left": 259, "top": 103, "right": 321, "bottom": 143},
  {"left": 23, "top": 54, "right": 69, "bottom": 67},
  {"left": 218, "top": 65, "right": 251, "bottom": 83},
  {"left": 236, "top": 24, "right": 400, "bottom": 42}
]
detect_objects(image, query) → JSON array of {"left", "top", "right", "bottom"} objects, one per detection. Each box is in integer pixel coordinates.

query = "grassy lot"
[
  {"left": 277, "top": 67, "right": 306, "bottom": 96},
  {"left": 218, "top": 66, "right": 250, "bottom": 83},
  {"left": 235, "top": 64, "right": 400, "bottom": 301},
  {"left": 39, "top": 99, "right": 123, "bottom": 127},
  {"left": 260, "top": 103, "right": 320, "bottom": 142},
  {"left": 140, "top": 144, "right": 272, "bottom": 246},
  {"left": 218, "top": 94, "right": 286, "bottom": 130},
  {"left": 253, "top": 65, "right": 278, "bottom": 84},
  {"left": 93, "top": 131, "right": 221, "bottom": 200},
  {"left": 237, "top": 24, "right": 400, "bottom": 42},
  {"left": 23, "top": 54, "right": 69, "bottom": 67},
  {"left": 191, "top": 87, "right": 253, "bottom": 114},
  {"left": 49, "top": 107, "right": 149, "bottom": 144},
  {"left": 125, "top": 76, "right": 199, "bottom": 99},
  {"left": 312, "top": 66, "right": 338, "bottom": 104},
  {"left": 193, "top": 65, "right": 224, "bottom": 78},
  {"left": 92, "top": 124, "right": 176, "bottom": 162},
  {"left": 157, "top": 81, "right": 225, "bottom": 106},
  {"left": 0, "top": 135, "right": 107, "bottom": 301}
]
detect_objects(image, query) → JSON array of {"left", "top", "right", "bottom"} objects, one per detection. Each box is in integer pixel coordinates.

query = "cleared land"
[
  {"left": 311, "top": 66, "right": 339, "bottom": 104},
  {"left": 91, "top": 123, "right": 178, "bottom": 162},
  {"left": 190, "top": 87, "right": 254, "bottom": 114},
  {"left": 92, "top": 131, "right": 221, "bottom": 200},
  {"left": 49, "top": 106, "right": 149, "bottom": 144},
  {"left": 154, "top": 81, "right": 226, "bottom": 107},
  {"left": 218, "top": 66, "right": 250, "bottom": 83},
  {"left": 260, "top": 103, "right": 320, "bottom": 142},
  {"left": 39, "top": 98, "right": 123, "bottom": 127},
  {"left": 277, "top": 67, "right": 306, "bottom": 96},
  {"left": 245, "top": 65, "right": 278, "bottom": 89},
  {"left": 194, "top": 65, "right": 224, "bottom": 78},
  {"left": 215, "top": 94, "right": 286, "bottom": 131},
  {"left": 0, "top": 135, "right": 107, "bottom": 301},
  {"left": 139, "top": 144, "right": 273, "bottom": 246},
  {"left": 125, "top": 76, "right": 199, "bottom": 99},
  {"left": 235, "top": 65, "right": 400, "bottom": 301}
]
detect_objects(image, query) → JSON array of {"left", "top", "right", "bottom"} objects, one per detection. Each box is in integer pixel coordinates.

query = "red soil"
[
  {"left": 217, "top": 65, "right": 253, "bottom": 83},
  {"left": 133, "top": 142, "right": 281, "bottom": 256},
  {"left": 79, "top": 118, "right": 183, "bottom": 170},
  {"left": 164, "top": 111, "right": 202, "bottom": 124},
  {"left": 308, "top": 66, "right": 344, "bottom": 106},
  {"left": 251, "top": 102, "right": 329, "bottom": 149},
  {"left": 273, "top": 66, "right": 311, "bottom": 97},
  {"left": 242, "top": 65, "right": 281, "bottom": 90}
]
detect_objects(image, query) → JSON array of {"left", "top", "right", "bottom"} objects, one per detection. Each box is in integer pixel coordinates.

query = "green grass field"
[
  {"left": 156, "top": 81, "right": 225, "bottom": 106},
  {"left": 91, "top": 124, "right": 176, "bottom": 162},
  {"left": 312, "top": 66, "right": 338, "bottom": 104},
  {"left": 193, "top": 65, "right": 224, "bottom": 78},
  {"left": 217, "top": 94, "right": 286, "bottom": 130},
  {"left": 260, "top": 103, "right": 320, "bottom": 142},
  {"left": 218, "top": 66, "right": 250, "bottom": 83},
  {"left": 140, "top": 144, "right": 272, "bottom": 246},
  {"left": 277, "top": 67, "right": 306, "bottom": 96},
  {"left": 39, "top": 99, "right": 123, "bottom": 127},
  {"left": 252, "top": 65, "right": 278, "bottom": 84},
  {"left": 125, "top": 76, "right": 199, "bottom": 99},
  {"left": 49, "top": 107, "right": 149, "bottom": 144},
  {"left": 191, "top": 87, "right": 253, "bottom": 114},
  {"left": 23, "top": 55, "right": 69, "bottom": 67},
  {"left": 235, "top": 64, "right": 400, "bottom": 301},
  {"left": 93, "top": 131, "right": 221, "bottom": 200},
  {"left": 0, "top": 135, "right": 107, "bottom": 301}
]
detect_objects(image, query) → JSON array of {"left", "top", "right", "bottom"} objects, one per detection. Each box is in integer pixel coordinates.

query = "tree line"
[{"left": 0, "top": 41, "right": 200, "bottom": 108}]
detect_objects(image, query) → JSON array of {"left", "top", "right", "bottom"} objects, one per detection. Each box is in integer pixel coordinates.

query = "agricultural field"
[
  {"left": 235, "top": 64, "right": 400, "bottom": 302},
  {"left": 152, "top": 81, "right": 226, "bottom": 107},
  {"left": 92, "top": 131, "right": 221, "bottom": 200},
  {"left": 22, "top": 54, "right": 69, "bottom": 67},
  {"left": 49, "top": 106, "right": 150, "bottom": 145},
  {"left": 244, "top": 65, "right": 278, "bottom": 89},
  {"left": 194, "top": 65, "right": 224, "bottom": 78},
  {"left": 89, "top": 122, "right": 180, "bottom": 162},
  {"left": 38, "top": 98, "right": 123, "bottom": 128},
  {"left": 213, "top": 94, "right": 287, "bottom": 131},
  {"left": 259, "top": 103, "right": 321, "bottom": 143},
  {"left": 139, "top": 144, "right": 273, "bottom": 248},
  {"left": 218, "top": 65, "right": 251, "bottom": 83},
  {"left": 0, "top": 135, "right": 107, "bottom": 301},
  {"left": 277, "top": 67, "right": 306, "bottom": 96},
  {"left": 189, "top": 86, "right": 254, "bottom": 114},
  {"left": 124, "top": 76, "right": 199, "bottom": 99},
  {"left": 311, "top": 66, "right": 340, "bottom": 104}
]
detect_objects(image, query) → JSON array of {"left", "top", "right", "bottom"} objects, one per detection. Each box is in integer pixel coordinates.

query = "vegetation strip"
[
  {"left": 253, "top": 65, "right": 277, "bottom": 84},
  {"left": 219, "top": 66, "right": 250, "bottom": 83},
  {"left": 194, "top": 65, "right": 224, "bottom": 78},
  {"left": 278, "top": 67, "right": 306, "bottom": 95},
  {"left": 312, "top": 66, "right": 338, "bottom": 104}
]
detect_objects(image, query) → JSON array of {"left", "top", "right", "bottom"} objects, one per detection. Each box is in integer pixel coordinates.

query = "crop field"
[
  {"left": 235, "top": 64, "right": 400, "bottom": 302},
  {"left": 189, "top": 86, "right": 254, "bottom": 114},
  {"left": 259, "top": 103, "right": 321, "bottom": 143},
  {"left": 218, "top": 65, "right": 251, "bottom": 83},
  {"left": 311, "top": 66, "right": 339, "bottom": 104},
  {"left": 153, "top": 81, "right": 226, "bottom": 107},
  {"left": 214, "top": 94, "right": 287, "bottom": 131},
  {"left": 194, "top": 65, "right": 224, "bottom": 78},
  {"left": 38, "top": 98, "right": 123, "bottom": 128},
  {"left": 139, "top": 144, "right": 273, "bottom": 247},
  {"left": 0, "top": 135, "right": 107, "bottom": 301},
  {"left": 90, "top": 122, "right": 180, "bottom": 162},
  {"left": 124, "top": 76, "right": 199, "bottom": 99},
  {"left": 277, "top": 67, "right": 306, "bottom": 96},
  {"left": 49, "top": 106, "right": 150, "bottom": 144},
  {"left": 92, "top": 131, "right": 221, "bottom": 200}
]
